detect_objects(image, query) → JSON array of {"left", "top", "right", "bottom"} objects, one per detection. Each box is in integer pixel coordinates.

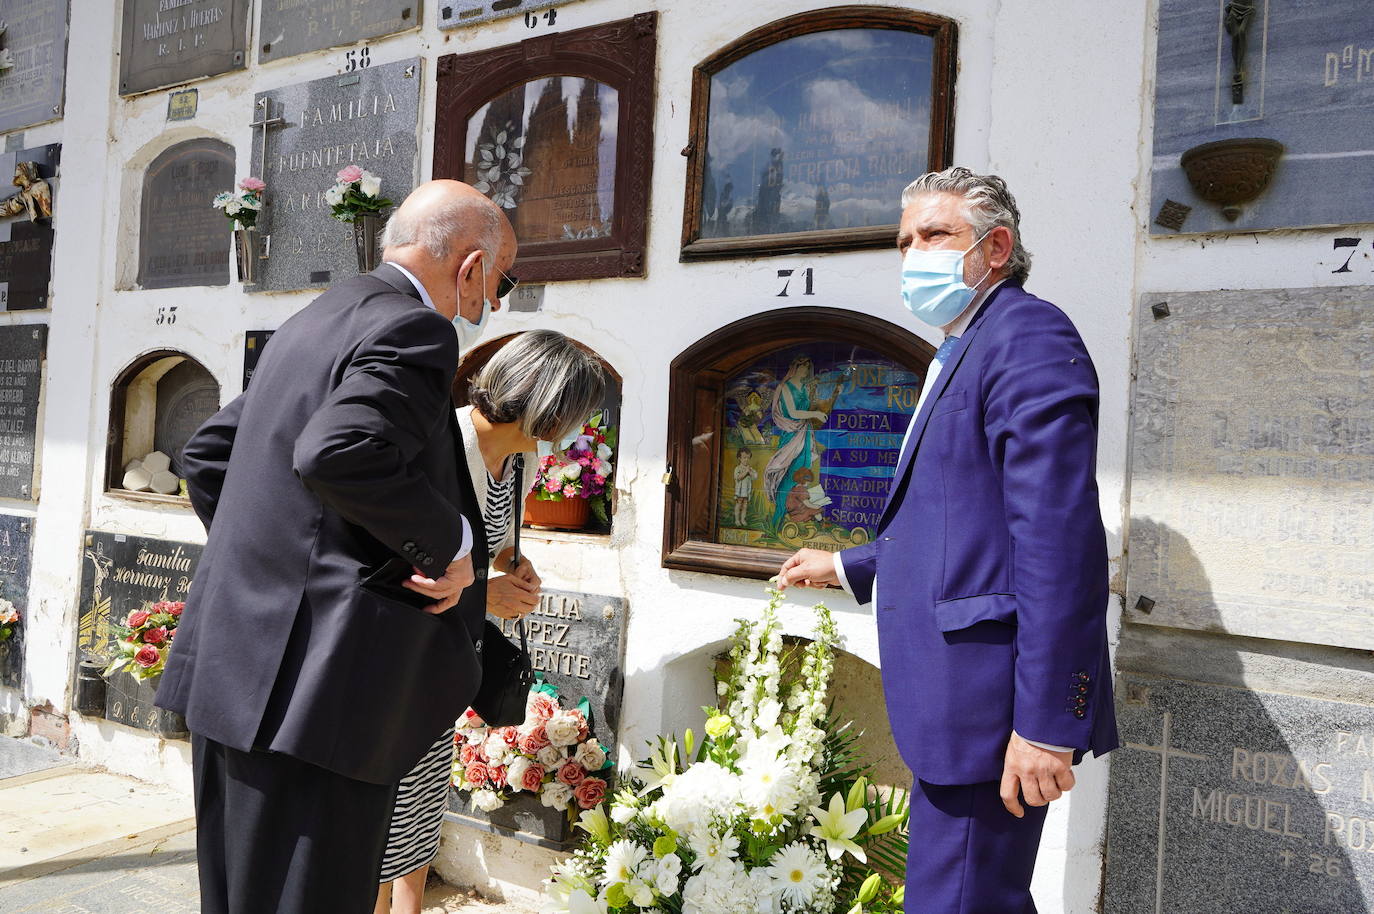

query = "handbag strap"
[{"left": 511, "top": 454, "right": 527, "bottom": 648}]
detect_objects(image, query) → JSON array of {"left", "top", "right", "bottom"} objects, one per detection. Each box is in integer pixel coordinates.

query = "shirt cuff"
[
  {"left": 451, "top": 516, "right": 473, "bottom": 562},
  {"left": 832, "top": 552, "right": 853, "bottom": 595},
  {"left": 1018, "top": 733, "right": 1074, "bottom": 753}
]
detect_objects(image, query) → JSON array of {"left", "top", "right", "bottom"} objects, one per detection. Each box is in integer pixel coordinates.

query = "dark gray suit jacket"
[{"left": 157, "top": 264, "right": 488, "bottom": 785}]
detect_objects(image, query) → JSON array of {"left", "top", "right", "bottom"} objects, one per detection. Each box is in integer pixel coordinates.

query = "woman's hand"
[{"left": 488, "top": 548, "right": 542, "bottom": 620}]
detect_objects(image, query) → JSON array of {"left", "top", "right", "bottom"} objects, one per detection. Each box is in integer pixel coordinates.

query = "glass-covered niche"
[
  {"left": 681, "top": 8, "right": 957, "bottom": 260},
  {"left": 664, "top": 309, "right": 934, "bottom": 580},
  {"left": 106, "top": 351, "right": 221, "bottom": 501}
]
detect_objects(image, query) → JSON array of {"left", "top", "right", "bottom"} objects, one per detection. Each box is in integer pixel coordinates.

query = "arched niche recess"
[
  {"left": 664, "top": 307, "right": 935, "bottom": 579},
  {"left": 136, "top": 137, "right": 235, "bottom": 289},
  {"left": 454, "top": 333, "right": 623, "bottom": 535},
  {"left": 106, "top": 351, "right": 221, "bottom": 502}
]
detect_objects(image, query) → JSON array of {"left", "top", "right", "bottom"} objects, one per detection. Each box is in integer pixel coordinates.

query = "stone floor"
[{"left": 0, "top": 736, "right": 514, "bottom": 913}]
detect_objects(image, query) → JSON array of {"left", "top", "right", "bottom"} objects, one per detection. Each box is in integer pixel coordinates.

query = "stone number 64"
[{"left": 526, "top": 9, "right": 558, "bottom": 28}]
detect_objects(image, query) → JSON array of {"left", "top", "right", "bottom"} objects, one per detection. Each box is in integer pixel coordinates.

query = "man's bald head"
[{"left": 381, "top": 179, "right": 514, "bottom": 266}]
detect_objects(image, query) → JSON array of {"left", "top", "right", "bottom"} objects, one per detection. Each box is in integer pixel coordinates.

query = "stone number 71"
[
  {"left": 777, "top": 268, "right": 815, "bottom": 297},
  {"left": 1331, "top": 237, "right": 1372, "bottom": 273}
]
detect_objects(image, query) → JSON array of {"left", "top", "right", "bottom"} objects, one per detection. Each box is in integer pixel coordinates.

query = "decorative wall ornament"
[
  {"left": 0, "top": 160, "right": 51, "bottom": 221},
  {"left": 1179, "top": 137, "right": 1284, "bottom": 221}
]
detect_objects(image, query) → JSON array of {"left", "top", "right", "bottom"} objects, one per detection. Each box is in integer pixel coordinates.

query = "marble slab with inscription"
[
  {"left": 0, "top": 0, "right": 68, "bottom": 134},
  {"left": 250, "top": 58, "right": 421, "bottom": 292},
  {"left": 0, "top": 143, "right": 59, "bottom": 312},
  {"left": 1106, "top": 673, "right": 1374, "bottom": 912},
  {"left": 439, "top": 0, "right": 581, "bottom": 30},
  {"left": 138, "top": 137, "right": 234, "bottom": 289},
  {"left": 258, "top": 0, "right": 418, "bottom": 63},
  {"left": 1127, "top": 287, "right": 1374, "bottom": 650},
  {"left": 1151, "top": 0, "right": 1374, "bottom": 234},
  {"left": 0, "top": 513, "right": 32, "bottom": 690},
  {"left": 119, "top": 0, "right": 248, "bottom": 96},
  {"left": 0, "top": 324, "right": 45, "bottom": 501}
]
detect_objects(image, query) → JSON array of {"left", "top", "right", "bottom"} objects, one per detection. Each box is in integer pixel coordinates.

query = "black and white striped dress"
[{"left": 378, "top": 461, "right": 517, "bottom": 883}]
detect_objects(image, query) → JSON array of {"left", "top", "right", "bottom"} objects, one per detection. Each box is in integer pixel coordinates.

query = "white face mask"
[
  {"left": 900, "top": 231, "right": 992, "bottom": 328},
  {"left": 452, "top": 256, "right": 492, "bottom": 350}
]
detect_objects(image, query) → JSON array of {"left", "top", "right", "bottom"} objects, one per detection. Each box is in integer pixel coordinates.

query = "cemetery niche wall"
[
  {"left": 249, "top": 57, "right": 422, "bottom": 292},
  {"left": 663, "top": 308, "right": 932, "bottom": 580},
  {"left": 0, "top": 323, "right": 46, "bottom": 501},
  {"left": 434, "top": 13, "right": 657, "bottom": 282},
  {"left": 106, "top": 350, "right": 220, "bottom": 501},
  {"left": 137, "top": 137, "right": 234, "bottom": 289},
  {"left": 257, "top": 0, "right": 418, "bottom": 64},
  {"left": 680, "top": 7, "right": 957, "bottom": 261},
  {"left": 0, "top": 0, "right": 69, "bottom": 134},
  {"left": 1151, "top": 0, "right": 1374, "bottom": 233},
  {"left": 119, "top": 0, "right": 249, "bottom": 96},
  {"left": 0, "top": 143, "right": 58, "bottom": 312}
]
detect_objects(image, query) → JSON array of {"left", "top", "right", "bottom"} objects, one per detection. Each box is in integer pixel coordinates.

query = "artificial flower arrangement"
[
  {"left": 211, "top": 177, "right": 266, "bottom": 229},
  {"left": 531, "top": 414, "right": 617, "bottom": 525},
  {"left": 541, "top": 588, "right": 909, "bottom": 914},
  {"left": 453, "top": 677, "right": 614, "bottom": 816},
  {"left": 103, "top": 600, "right": 184, "bottom": 682},
  {"left": 325, "top": 164, "right": 392, "bottom": 223},
  {"left": 0, "top": 597, "right": 18, "bottom": 642}
]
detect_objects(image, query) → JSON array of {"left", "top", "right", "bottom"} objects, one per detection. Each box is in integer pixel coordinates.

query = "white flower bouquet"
[
  {"left": 453, "top": 680, "right": 615, "bottom": 816},
  {"left": 542, "top": 588, "right": 909, "bottom": 914},
  {"left": 325, "top": 164, "right": 392, "bottom": 223},
  {"left": 211, "top": 177, "right": 265, "bottom": 230}
]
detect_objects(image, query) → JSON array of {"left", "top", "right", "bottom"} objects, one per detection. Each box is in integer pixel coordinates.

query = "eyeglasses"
[{"left": 496, "top": 267, "right": 519, "bottom": 299}]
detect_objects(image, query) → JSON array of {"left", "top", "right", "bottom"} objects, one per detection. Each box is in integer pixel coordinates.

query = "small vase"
[
  {"left": 353, "top": 212, "right": 385, "bottom": 273},
  {"left": 523, "top": 494, "right": 591, "bottom": 531},
  {"left": 233, "top": 226, "right": 260, "bottom": 284}
]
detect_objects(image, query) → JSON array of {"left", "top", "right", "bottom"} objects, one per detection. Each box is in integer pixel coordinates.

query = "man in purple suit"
[{"left": 779, "top": 167, "right": 1117, "bottom": 912}]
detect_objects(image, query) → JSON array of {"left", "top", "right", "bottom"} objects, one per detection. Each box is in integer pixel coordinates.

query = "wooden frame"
[
  {"left": 663, "top": 307, "right": 935, "bottom": 580},
  {"left": 680, "top": 6, "right": 958, "bottom": 262},
  {"left": 434, "top": 13, "right": 657, "bottom": 282}
]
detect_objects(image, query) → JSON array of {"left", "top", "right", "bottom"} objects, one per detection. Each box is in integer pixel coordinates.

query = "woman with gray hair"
[{"left": 374, "top": 330, "right": 606, "bottom": 914}]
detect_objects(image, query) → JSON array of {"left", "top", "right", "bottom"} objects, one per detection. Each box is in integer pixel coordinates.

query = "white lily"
[
  {"left": 568, "top": 888, "right": 608, "bottom": 914},
  {"left": 808, "top": 791, "right": 868, "bottom": 862}
]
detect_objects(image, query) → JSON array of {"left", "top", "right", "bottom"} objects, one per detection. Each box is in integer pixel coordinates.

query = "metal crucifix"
[
  {"left": 249, "top": 96, "right": 285, "bottom": 186},
  {"left": 1224, "top": 1, "right": 1257, "bottom": 105}
]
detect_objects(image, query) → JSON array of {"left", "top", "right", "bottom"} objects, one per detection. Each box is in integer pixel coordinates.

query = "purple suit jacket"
[{"left": 839, "top": 282, "right": 1118, "bottom": 785}]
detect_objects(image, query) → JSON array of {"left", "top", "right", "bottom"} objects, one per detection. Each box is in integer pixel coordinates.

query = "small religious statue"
[
  {"left": 0, "top": 162, "right": 53, "bottom": 222},
  {"left": 0, "top": 22, "right": 13, "bottom": 71},
  {"left": 1224, "top": 1, "right": 1257, "bottom": 105}
]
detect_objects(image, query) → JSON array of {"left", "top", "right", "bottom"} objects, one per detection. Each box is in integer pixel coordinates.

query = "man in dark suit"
[
  {"left": 779, "top": 167, "right": 1117, "bottom": 912},
  {"left": 157, "top": 180, "right": 517, "bottom": 914}
]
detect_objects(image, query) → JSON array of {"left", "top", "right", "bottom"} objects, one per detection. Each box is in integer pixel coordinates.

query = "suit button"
[
  {"left": 1074, "top": 709, "right": 1086, "bottom": 719},
  {"left": 402, "top": 540, "right": 416, "bottom": 553}
]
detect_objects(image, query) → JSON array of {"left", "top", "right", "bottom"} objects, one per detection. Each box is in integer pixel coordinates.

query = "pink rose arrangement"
[
  {"left": 211, "top": 177, "right": 266, "bottom": 229},
  {"left": 0, "top": 597, "right": 18, "bottom": 643},
  {"left": 453, "top": 682, "right": 612, "bottom": 815},
  {"left": 325, "top": 164, "right": 391, "bottom": 224},
  {"left": 103, "top": 600, "right": 185, "bottom": 682},
  {"left": 530, "top": 413, "right": 617, "bottom": 525}
]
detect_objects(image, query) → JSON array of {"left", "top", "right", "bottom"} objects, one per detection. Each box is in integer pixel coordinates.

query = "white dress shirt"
[{"left": 384, "top": 261, "right": 473, "bottom": 563}]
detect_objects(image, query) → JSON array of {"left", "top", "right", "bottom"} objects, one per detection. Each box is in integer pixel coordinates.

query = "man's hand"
[
  {"left": 403, "top": 554, "right": 475, "bottom": 615},
  {"left": 1000, "top": 731, "right": 1075, "bottom": 817},
  {"left": 777, "top": 548, "right": 841, "bottom": 590},
  {"left": 488, "top": 549, "right": 541, "bottom": 620}
]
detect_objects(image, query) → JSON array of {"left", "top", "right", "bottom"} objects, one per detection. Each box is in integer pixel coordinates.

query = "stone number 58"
[
  {"left": 156, "top": 306, "right": 177, "bottom": 325},
  {"left": 344, "top": 47, "right": 371, "bottom": 71}
]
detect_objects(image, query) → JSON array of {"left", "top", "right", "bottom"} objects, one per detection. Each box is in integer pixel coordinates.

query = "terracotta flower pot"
[{"left": 523, "top": 494, "right": 590, "bottom": 531}]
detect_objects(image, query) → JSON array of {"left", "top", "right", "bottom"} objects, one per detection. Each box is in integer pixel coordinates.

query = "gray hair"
[
  {"left": 900, "top": 166, "right": 1032, "bottom": 284},
  {"left": 381, "top": 192, "right": 505, "bottom": 262},
  {"left": 470, "top": 330, "right": 607, "bottom": 443}
]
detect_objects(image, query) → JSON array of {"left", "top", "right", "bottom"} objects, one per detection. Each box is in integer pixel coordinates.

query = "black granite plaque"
[
  {"left": 250, "top": 59, "right": 421, "bottom": 292},
  {"left": 120, "top": 0, "right": 248, "bottom": 96},
  {"left": 447, "top": 587, "right": 628, "bottom": 848},
  {"left": 242, "top": 329, "right": 274, "bottom": 390},
  {"left": 0, "top": 324, "right": 45, "bottom": 501},
  {"left": 0, "top": 143, "right": 59, "bottom": 311},
  {"left": 0, "top": 0, "right": 68, "bottom": 134},
  {"left": 138, "top": 137, "right": 234, "bottom": 289},
  {"left": 75, "top": 531, "right": 202, "bottom": 736},
  {"left": 257, "top": 0, "right": 418, "bottom": 64},
  {"left": 1106, "top": 673, "right": 1374, "bottom": 912},
  {"left": 0, "top": 513, "right": 32, "bottom": 690}
]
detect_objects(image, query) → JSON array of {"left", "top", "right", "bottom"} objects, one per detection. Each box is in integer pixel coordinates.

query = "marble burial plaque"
[
  {"left": 1128, "top": 287, "right": 1374, "bottom": 650},
  {"left": 76, "top": 531, "right": 202, "bottom": 735},
  {"left": 0, "top": 0, "right": 68, "bottom": 134},
  {"left": 1152, "top": 0, "right": 1374, "bottom": 234},
  {"left": 250, "top": 58, "right": 421, "bottom": 292},
  {"left": 0, "top": 513, "right": 32, "bottom": 690},
  {"left": 153, "top": 359, "right": 220, "bottom": 477},
  {"left": 119, "top": 0, "right": 248, "bottom": 96},
  {"left": 439, "top": 0, "right": 579, "bottom": 30},
  {"left": 138, "top": 137, "right": 234, "bottom": 289},
  {"left": 258, "top": 0, "right": 418, "bottom": 63},
  {"left": 447, "top": 587, "right": 629, "bottom": 848},
  {"left": 242, "top": 329, "right": 274, "bottom": 390},
  {"left": 0, "top": 324, "right": 45, "bottom": 501},
  {"left": 1105, "top": 673, "right": 1374, "bottom": 912},
  {"left": 0, "top": 143, "right": 59, "bottom": 311}
]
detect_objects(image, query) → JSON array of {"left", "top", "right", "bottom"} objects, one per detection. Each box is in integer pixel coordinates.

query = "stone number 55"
[
  {"left": 344, "top": 47, "right": 371, "bottom": 72},
  {"left": 156, "top": 306, "right": 177, "bottom": 325}
]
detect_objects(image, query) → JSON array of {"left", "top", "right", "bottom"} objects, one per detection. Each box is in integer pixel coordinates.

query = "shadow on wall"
[{"left": 1100, "top": 519, "right": 1362, "bottom": 914}]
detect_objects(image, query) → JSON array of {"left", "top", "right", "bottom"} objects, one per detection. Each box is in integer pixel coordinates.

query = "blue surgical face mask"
[
  {"left": 900, "top": 232, "right": 992, "bottom": 328},
  {"left": 452, "top": 256, "right": 493, "bottom": 350}
]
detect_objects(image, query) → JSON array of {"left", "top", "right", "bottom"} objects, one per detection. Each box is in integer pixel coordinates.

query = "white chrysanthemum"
[
  {"left": 655, "top": 761, "right": 740, "bottom": 838},
  {"left": 690, "top": 830, "right": 739, "bottom": 872},
  {"left": 768, "top": 842, "right": 826, "bottom": 907},
  {"left": 602, "top": 839, "right": 648, "bottom": 887},
  {"left": 682, "top": 860, "right": 773, "bottom": 914},
  {"left": 740, "top": 756, "right": 802, "bottom": 820}
]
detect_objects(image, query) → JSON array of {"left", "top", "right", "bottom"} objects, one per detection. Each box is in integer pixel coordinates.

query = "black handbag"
[{"left": 469, "top": 454, "right": 535, "bottom": 727}]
